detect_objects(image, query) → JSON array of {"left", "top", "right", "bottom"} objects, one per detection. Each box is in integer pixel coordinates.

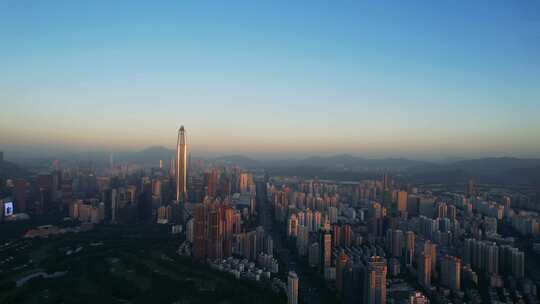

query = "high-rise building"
[
  {"left": 407, "top": 195, "right": 420, "bottom": 216},
  {"left": 368, "top": 201, "right": 384, "bottom": 237},
  {"left": 382, "top": 173, "right": 391, "bottom": 190},
  {"left": 397, "top": 191, "right": 408, "bottom": 213},
  {"left": 193, "top": 203, "right": 206, "bottom": 261},
  {"left": 204, "top": 168, "right": 219, "bottom": 198},
  {"left": 436, "top": 202, "right": 447, "bottom": 218},
  {"left": 297, "top": 225, "right": 309, "bottom": 256},
  {"left": 500, "top": 245, "right": 525, "bottom": 279},
  {"left": 223, "top": 206, "right": 234, "bottom": 257},
  {"left": 365, "top": 256, "right": 387, "bottom": 304},
  {"left": 314, "top": 211, "right": 322, "bottom": 231},
  {"left": 418, "top": 252, "right": 431, "bottom": 289},
  {"left": 288, "top": 214, "right": 299, "bottom": 237},
  {"left": 512, "top": 250, "right": 525, "bottom": 279},
  {"left": 464, "top": 238, "right": 499, "bottom": 275},
  {"left": 309, "top": 242, "right": 320, "bottom": 267},
  {"left": 336, "top": 250, "right": 349, "bottom": 293},
  {"left": 176, "top": 126, "right": 187, "bottom": 202},
  {"left": 423, "top": 240, "right": 437, "bottom": 273},
  {"left": 333, "top": 224, "right": 341, "bottom": 247},
  {"left": 13, "top": 178, "right": 27, "bottom": 212},
  {"left": 207, "top": 205, "right": 223, "bottom": 260},
  {"left": 287, "top": 271, "right": 299, "bottom": 304},
  {"left": 405, "top": 231, "right": 415, "bottom": 266},
  {"left": 386, "top": 229, "right": 403, "bottom": 258},
  {"left": 328, "top": 206, "right": 338, "bottom": 224},
  {"left": 441, "top": 255, "right": 461, "bottom": 291},
  {"left": 37, "top": 173, "right": 53, "bottom": 214},
  {"left": 322, "top": 231, "right": 332, "bottom": 268},
  {"left": 343, "top": 264, "right": 365, "bottom": 304},
  {"left": 239, "top": 172, "right": 252, "bottom": 194},
  {"left": 447, "top": 205, "right": 457, "bottom": 220},
  {"left": 342, "top": 224, "right": 353, "bottom": 247},
  {"left": 467, "top": 178, "right": 476, "bottom": 197}
]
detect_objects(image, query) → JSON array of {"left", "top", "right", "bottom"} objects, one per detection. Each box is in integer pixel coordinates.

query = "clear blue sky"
[{"left": 1, "top": 1, "right": 539, "bottom": 159}]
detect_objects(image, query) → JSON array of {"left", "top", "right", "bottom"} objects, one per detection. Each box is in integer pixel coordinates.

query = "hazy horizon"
[
  {"left": 2, "top": 142, "right": 540, "bottom": 162},
  {"left": 2, "top": 1, "right": 540, "bottom": 159}
]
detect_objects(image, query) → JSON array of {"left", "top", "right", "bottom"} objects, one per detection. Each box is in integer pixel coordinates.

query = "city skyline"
[
  {"left": 1, "top": 1, "right": 540, "bottom": 159},
  {"left": 3, "top": 2, "right": 540, "bottom": 304}
]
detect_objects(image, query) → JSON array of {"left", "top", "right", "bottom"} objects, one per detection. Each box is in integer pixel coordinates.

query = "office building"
[{"left": 176, "top": 125, "right": 187, "bottom": 202}]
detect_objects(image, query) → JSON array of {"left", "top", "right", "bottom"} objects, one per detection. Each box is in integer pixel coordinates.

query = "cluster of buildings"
[
  {"left": 184, "top": 197, "right": 273, "bottom": 262},
  {"left": 3, "top": 128, "right": 540, "bottom": 304},
  {"left": 208, "top": 257, "right": 273, "bottom": 281},
  {"left": 267, "top": 175, "right": 539, "bottom": 304}
]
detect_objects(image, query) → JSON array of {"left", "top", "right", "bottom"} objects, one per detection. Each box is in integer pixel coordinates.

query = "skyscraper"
[
  {"left": 287, "top": 271, "right": 299, "bottom": 304},
  {"left": 176, "top": 125, "right": 187, "bottom": 202}
]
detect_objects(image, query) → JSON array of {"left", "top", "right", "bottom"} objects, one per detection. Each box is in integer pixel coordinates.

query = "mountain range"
[
  {"left": 3, "top": 146, "right": 539, "bottom": 185},
  {"left": 129, "top": 147, "right": 540, "bottom": 185}
]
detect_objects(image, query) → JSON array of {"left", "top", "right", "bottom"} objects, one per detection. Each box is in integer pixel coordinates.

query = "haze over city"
[
  {"left": 2, "top": 1, "right": 540, "bottom": 159},
  {"left": 3, "top": 2, "right": 540, "bottom": 304}
]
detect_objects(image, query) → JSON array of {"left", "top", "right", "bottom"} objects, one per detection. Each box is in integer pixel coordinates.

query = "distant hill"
[
  {"left": 114, "top": 150, "right": 434, "bottom": 172},
  {"left": 408, "top": 157, "right": 540, "bottom": 185},
  {"left": 118, "top": 146, "right": 175, "bottom": 164},
  {"left": 448, "top": 157, "right": 540, "bottom": 174},
  {"left": 262, "top": 154, "right": 430, "bottom": 171},
  {"left": 5, "top": 146, "right": 538, "bottom": 186},
  {"left": 214, "top": 155, "right": 260, "bottom": 167},
  {"left": 122, "top": 151, "right": 540, "bottom": 184}
]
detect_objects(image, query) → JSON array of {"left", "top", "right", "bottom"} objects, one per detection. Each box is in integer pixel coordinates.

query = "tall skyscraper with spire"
[{"left": 176, "top": 125, "right": 187, "bottom": 202}]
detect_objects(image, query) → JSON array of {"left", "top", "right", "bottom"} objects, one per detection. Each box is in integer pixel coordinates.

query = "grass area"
[{"left": 0, "top": 224, "right": 285, "bottom": 304}]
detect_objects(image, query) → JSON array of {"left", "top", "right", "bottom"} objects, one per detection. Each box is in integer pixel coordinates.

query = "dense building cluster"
[
  {"left": 266, "top": 175, "right": 539, "bottom": 304},
  {"left": 1, "top": 129, "right": 540, "bottom": 304}
]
